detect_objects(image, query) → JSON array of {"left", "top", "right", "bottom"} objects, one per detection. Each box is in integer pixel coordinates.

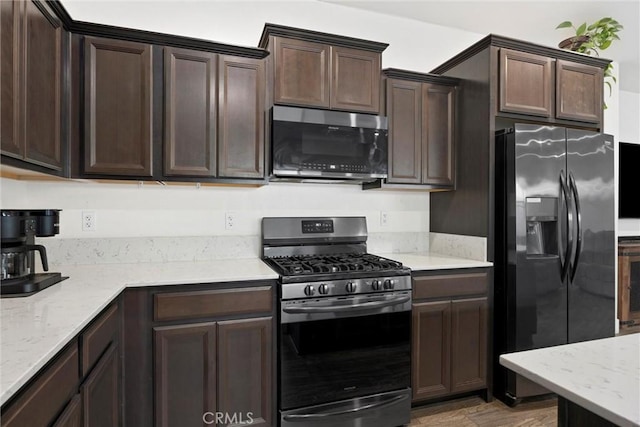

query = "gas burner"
[{"left": 266, "top": 253, "right": 404, "bottom": 277}]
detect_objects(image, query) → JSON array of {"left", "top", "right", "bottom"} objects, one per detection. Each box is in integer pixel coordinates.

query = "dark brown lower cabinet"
[
  {"left": 152, "top": 317, "right": 273, "bottom": 427},
  {"left": 412, "top": 301, "right": 451, "bottom": 400},
  {"left": 154, "top": 322, "right": 217, "bottom": 427},
  {"left": 411, "top": 270, "right": 489, "bottom": 403},
  {"left": 218, "top": 317, "right": 272, "bottom": 427},
  {"left": 135, "top": 283, "right": 275, "bottom": 427},
  {"left": 450, "top": 298, "right": 488, "bottom": 393},
  {"left": 82, "top": 344, "right": 119, "bottom": 427},
  {"left": 53, "top": 394, "right": 83, "bottom": 427}
]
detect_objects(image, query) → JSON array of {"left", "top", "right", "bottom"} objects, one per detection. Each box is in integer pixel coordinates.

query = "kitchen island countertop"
[{"left": 500, "top": 334, "right": 640, "bottom": 427}]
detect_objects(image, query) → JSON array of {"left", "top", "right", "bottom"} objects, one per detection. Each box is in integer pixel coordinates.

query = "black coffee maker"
[{"left": 1, "top": 209, "right": 67, "bottom": 297}]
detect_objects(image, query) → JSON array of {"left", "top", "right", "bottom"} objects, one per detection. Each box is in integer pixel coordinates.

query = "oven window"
[{"left": 280, "top": 311, "right": 410, "bottom": 410}]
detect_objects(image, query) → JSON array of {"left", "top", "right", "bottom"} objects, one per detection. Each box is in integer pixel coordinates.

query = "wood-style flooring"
[{"left": 410, "top": 396, "right": 558, "bottom": 426}]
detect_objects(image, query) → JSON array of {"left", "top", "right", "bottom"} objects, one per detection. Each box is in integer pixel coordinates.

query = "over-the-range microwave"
[{"left": 271, "top": 106, "right": 388, "bottom": 181}]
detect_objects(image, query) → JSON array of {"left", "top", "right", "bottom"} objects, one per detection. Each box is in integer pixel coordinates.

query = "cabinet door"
[
  {"left": 84, "top": 36, "right": 152, "bottom": 176},
  {"left": 386, "top": 79, "right": 421, "bottom": 184},
  {"left": 53, "top": 394, "right": 82, "bottom": 427},
  {"left": 556, "top": 60, "right": 603, "bottom": 124},
  {"left": 499, "top": 48, "right": 553, "bottom": 117},
  {"left": 1, "top": 0, "right": 62, "bottom": 170},
  {"left": 154, "top": 323, "right": 217, "bottom": 427},
  {"left": 218, "top": 55, "right": 265, "bottom": 178},
  {"left": 273, "top": 37, "right": 330, "bottom": 108},
  {"left": 218, "top": 317, "right": 272, "bottom": 427},
  {"left": 82, "top": 344, "right": 119, "bottom": 427},
  {"left": 23, "top": 0, "right": 62, "bottom": 170},
  {"left": 1, "top": 344, "right": 79, "bottom": 427},
  {"left": 331, "top": 46, "right": 380, "bottom": 113},
  {"left": 1, "top": 0, "right": 22, "bottom": 158},
  {"left": 164, "top": 47, "right": 217, "bottom": 177},
  {"left": 412, "top": 301, "right": 451, "bottom": 402},
  {"left": 422, "top": 84, "right": 455, "bottom": 187},
  {"left": 450, "top": 297, "right": 487, "bottom": 394}
]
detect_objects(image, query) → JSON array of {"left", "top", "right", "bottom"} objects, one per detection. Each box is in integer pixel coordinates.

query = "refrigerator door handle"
[
  {"left": 559, "top": 171, "right": 573, "bottom": 282},
  {"left": 568, "top": 172, "right": 583, "bottom": 283}
]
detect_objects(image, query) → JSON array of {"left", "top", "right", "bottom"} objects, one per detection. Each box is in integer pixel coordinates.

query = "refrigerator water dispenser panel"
[{"left": 525, "top": 197, "right": 558, "bottom": 256}]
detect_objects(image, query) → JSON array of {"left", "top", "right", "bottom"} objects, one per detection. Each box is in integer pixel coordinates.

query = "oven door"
[{"left": 279, "top": 291, "right": 411, "bottom": 426}]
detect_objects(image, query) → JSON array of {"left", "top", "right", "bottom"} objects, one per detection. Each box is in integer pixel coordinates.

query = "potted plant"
[{"left": 556, "top": 18, "right": 623, "bottom": 100}]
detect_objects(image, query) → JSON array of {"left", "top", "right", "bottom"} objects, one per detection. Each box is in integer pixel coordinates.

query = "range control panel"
[{"left": 302, "top": 220, "right": 334, "bottom": 234}]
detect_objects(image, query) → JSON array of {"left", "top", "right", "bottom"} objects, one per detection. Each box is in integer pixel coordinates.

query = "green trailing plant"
[{"left": 556, "top": 18, "right": 623, "bottom": 102}]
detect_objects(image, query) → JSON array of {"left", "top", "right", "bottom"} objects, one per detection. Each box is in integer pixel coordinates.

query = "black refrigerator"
[{"left": 494, "top": 123, "right": 615, "bottom": 404}]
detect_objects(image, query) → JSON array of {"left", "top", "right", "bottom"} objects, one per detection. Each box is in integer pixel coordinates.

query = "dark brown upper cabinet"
[
  {"left": 556, "top": 59, "right": 603, "bottom": 124},
  {"left": 377, "top": 69, "right": 458, "bottom": 190},
  {"left": 498, "top": 47, "right": 603, "bottom": 125},
  {"left": 260, "top": 24, "right": 388, "bottom": 114},
  {"left": 163, "top": 50, "right": 266, "bottom": 180},
  {"left": 1, "top": 0, "right": 64, "bottom": 173},
  {"left": 499, "top": 48, "right": 553, "bottom": 117},
  {"left": 272, "top": 37, "right": 330, "bottom": 109},
  {"left": 218, "top": 55, "right": 266, "bottom": 178},
  {"left": 164, "top": 47, "right": 217, "bottom": 177},
  {"left": 422, "top": 84, "right": 455, "bottom": 187},
  {"left": 83, "top": 36, "right": 153, "bottom": 177}
]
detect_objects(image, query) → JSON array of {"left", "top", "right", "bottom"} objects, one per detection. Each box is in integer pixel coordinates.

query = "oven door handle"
[
  {"left": 282, "top": 295, "right": 410, "bottom": 314},
  {"left": 282, "top": 393, "right": 408, "bottom": 421}
]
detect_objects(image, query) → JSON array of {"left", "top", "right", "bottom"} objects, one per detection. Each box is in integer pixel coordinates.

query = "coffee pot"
[{"left": 1, "top": 209, "right": 65, "bottom": 296}]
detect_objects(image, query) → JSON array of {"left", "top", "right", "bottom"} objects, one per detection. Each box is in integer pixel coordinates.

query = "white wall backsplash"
[{"left": 1, "top": 179, "right": 429, "bottom": 238}]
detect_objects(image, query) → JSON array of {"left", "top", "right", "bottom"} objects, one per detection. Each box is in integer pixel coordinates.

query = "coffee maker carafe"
[{"left": 1, "top": 210, "right": 66, "bottom": 296}]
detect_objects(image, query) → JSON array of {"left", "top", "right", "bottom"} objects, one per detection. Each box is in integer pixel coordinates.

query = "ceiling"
[{"left": 321, "top": 0, "right": 640, "bottom": 93}]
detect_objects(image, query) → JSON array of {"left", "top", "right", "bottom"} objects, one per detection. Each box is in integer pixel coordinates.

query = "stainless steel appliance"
[
  {"left": 1, "top": 209, "right": 66, "bottom": 296},
  {"left": 261, "top": 217, "right": 411, "bottom": 427},
  {"left": 271, "top": 106, "right": 388, "bottom": 181},
  {"left": 494, "top": 124, "right": 615, "bottom": 404}
]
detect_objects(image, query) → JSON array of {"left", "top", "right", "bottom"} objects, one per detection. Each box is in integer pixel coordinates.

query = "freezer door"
[
  {"left": 512, "top": 124, "right": 568, "bottom": 350},
  {"left": 566, "top": 129, "right": 615, "bottom": 343}
]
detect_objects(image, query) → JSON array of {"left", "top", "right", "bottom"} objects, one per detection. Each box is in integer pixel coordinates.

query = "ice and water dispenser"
[{"left": 525, "top": 197, "right": 558, "bottom": 256}]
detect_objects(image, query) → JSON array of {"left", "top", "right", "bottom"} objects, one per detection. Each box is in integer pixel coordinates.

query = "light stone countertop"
[
  {"left": 0, "top": 251, "right": 491, "bottom": 407},
  {"left": 381, "top": 252, "right": 492, "bottom": 270},
  {"left": 0, "top": 258, "right": 278, "bottom": 406},
  {"left": 500, "top": 334, "right": 640, "bottom": 427}
]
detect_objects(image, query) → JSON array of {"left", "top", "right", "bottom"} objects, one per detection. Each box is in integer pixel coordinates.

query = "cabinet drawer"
[
  {"left": 413, "top": 272, "right": 487, "bottom": 300},
  {"left": 2, "top": 343, "right": 79, "bottom": 427},
  {"left": 81, "top": 304, "right": 118, "bottom": 376},
  {"left": 154, "top": 286, "right": 273, "bottom": 322}
]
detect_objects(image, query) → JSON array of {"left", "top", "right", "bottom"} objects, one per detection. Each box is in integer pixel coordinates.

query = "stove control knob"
[
  {"left": 319, "top": 284, "right": 330, "bottom": 295},
  {"left": 345, "top": 282, "right": 357, "bottom": 293},
  {"left": 304, "top": 285, "right": 315, "bottom": 296},
  {"left": 384, "top": 279, "right": 396, "bottom": 290},
  {"left": 371, "top": 280, "right": 382, "bottom": 290}
]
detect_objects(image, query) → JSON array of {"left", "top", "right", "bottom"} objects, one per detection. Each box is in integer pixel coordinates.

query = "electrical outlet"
[
  {"left": 380, "top": 211, "right": 389, "bottom": 227},
  {"left": 225, "top": 212, "right": 236, "bottom": 230},
  {"left": 82, "top": 211, "right": 96, "bottom": 231}
]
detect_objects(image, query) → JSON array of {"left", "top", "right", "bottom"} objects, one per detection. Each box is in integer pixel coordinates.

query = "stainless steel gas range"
[{"left": 261, "top": 217, "right": 411, "bottom": 427}]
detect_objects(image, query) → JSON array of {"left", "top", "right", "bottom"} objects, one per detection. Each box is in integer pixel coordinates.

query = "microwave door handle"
[
  {"left": 282, "top": 393, "right": 408, "bottom": 422},
  {"left": 569, "top": 172, "right": 583, "bottom": 283},
  {"left": 282, "top": 295, "right": 410, "bottom": 314}
]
